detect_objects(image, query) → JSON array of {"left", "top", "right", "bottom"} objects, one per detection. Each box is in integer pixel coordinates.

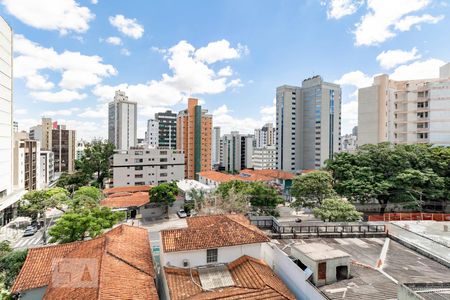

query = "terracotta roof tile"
[
  {"left": 12, "top": 225, "right": 158, "bottom": 300},
  {"left": 164, "top": 255, "right": 296, "bottom": 300},
  {"left": 198, "top": 169, "right": 294, "bottom": 184},
  {"left": 100, "top": 192, "right": 149, "bottom": 208},
  {"left": 161, "top": 215, "right": 269, "bottom": 253},
  {"left": 240, "top": 169, "right": 295, "bottom": 180},
  {"left": 103, "top": 185, "right": 151, "bottom": 196}
]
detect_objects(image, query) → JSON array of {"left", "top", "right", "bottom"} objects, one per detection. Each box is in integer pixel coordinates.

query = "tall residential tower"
[
  {"left": 276, "top": 76, "right": 341, "bottom": 171},
  {"left": 108, "top": 91, "right": 137, "bottom": 150},
  {"left": 358, "top": 63, "right": 450, "bottom": 146},
  {"left": 176, "top": 98, "right": 212, "bottom": 179},
  {"left": 155, "top": 110, "right": 177, "bottom": 149}
]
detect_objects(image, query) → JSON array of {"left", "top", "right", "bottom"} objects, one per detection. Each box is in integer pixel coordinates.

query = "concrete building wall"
[
  {"left": 211, "top": 126, "right": 220, "bottom": 166},
  {"left": 146, "top": 119, "right": 159, "bottom": 148},
  {"left": 40, "top": 151, "right": 54, "bottom": 188},
  {"left": 112, "top": 148, "right": 185, "bottom": 187},
  {"left": 252, "top": 146, "right": 276, "bottom": 170},
  {"left": 155, "top": 110, "right": 177, "bottom": 149},
  {"left": 160, "top": 243, "right": 262, "bottom": 268},
  {"left": 52, "top": 126, "right": 76, "bottom": 174},
  {"left": 108, "top": 91, "right": 137, "bottom": 150},
  {"left": 0, "top": 17, "right": 12, "bottom": 198}
]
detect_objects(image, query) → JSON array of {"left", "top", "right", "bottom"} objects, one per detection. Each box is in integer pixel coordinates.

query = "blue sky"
[{"left": 2, "top": 0, "right": 450, "bottom": 140}]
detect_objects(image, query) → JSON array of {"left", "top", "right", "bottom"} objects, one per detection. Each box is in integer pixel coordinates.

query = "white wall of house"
[
  {"left": 198, "top": 175, "right": 220, "bottom": 189},
  {"left": 160, "top": 243, "right": 262, "bottom": 268}
]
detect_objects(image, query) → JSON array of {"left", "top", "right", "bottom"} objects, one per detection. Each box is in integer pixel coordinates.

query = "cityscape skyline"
[{"left": 3, "top": 0, "right": 450, "bottom": 140}]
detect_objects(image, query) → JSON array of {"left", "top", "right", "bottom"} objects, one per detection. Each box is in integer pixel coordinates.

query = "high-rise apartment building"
[
  {"left": 52, "top": 124, "right": 76, "bottom": 173},
  {"left": 276, "top": 76, "right": 341, "bottom": 171},
  {"left": 0, "top": 17, "right": 13, "bottom": 201},
  {"left": 255, "top": 123, "right": 275, "bottom": 148},
  {"left": 30, "top": 117, "right": 53, "bottom": 150},
  {"left": 220, "top": 132, "right": 254, "bottom": 172},
  {"left": 13, "top": 133, "right": 41, "bottom": 191},
  {"left": 108, "top": 90, "right": 137, "bottom": 150},
  {"left": 145, "top": 119, "right": 159, "bottom": 148},
  {"left": 40, "top": 150, "right": 54, "bottom": 188},
  {"left": 155, "top": 110, "right": 177, "bottom": 149},
  {"left": 176, "top": 98, "right": 212, "bottom": 179},
  {"left": 76, "top": 140, "right": 86, "bottom": 160},
  {"left": 252, "top": 146, "right": 276, "bottom": 170},
  {"left": 358, "top": 63, "right": 450, "bottom": 146},
  {"left": 212, "top": 126, "right": 221, "bottom": 167}
]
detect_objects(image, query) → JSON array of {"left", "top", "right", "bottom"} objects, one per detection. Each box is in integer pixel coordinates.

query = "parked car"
[
  {"left": 177, "top": 209, "right": 187, "bottom": 218},
  {"left": 22, "top": 226, "right": 37, "bottom": 237}
]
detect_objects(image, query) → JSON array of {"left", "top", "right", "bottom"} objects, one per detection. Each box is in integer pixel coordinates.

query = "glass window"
[{"left": 207, "top": 249, "right": 218, "bottom": 263}]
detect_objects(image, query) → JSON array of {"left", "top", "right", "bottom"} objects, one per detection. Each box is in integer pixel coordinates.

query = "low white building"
[
  {"left": 176, "top": 179, "right": 212, "bottom": 201},
  {"left": 111, "top": 148, "right": 185, "bottom": 187},
  {"left": 252, "top": 146, "right": 276, "bottom": 170}
]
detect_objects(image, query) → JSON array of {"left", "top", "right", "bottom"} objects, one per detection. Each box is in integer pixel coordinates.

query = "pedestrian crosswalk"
[{"left": 13, "top": 234, "right": 43, "bottom": 248}]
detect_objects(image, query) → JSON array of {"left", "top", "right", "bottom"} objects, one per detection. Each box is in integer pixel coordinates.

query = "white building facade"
[
  {"left": 252, "top": 146, "right": 276, "bottom": 170},
  {"left": 111, "top": 148, "right": 185, "bottom": 187},
  {"left": 211, "top": 126, "right": 220, "bottom": 167},
  {"left": 108, "top": 90, "right": 137, "bottom": 150},
  {"left": 40, "top": 151, "right": 54, "bottom": 188},
  {"left": 255, "top": 123, "right": 275, "bottom": 148},
  {"left": 145, "top": 119, "right": 159, "bottom": 148},
  {"left": 358, "top": 63, "right": 450, "bottom": 146}
]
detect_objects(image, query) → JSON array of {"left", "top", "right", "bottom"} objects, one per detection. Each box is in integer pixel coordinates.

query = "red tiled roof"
[
  {"left": 164, "top": 255, "right": 296, "bottom": 300},
  {"left": 241, "top": 169, "right": 295, "bottom": 180},
  {"left": 103, "top": 185, "right": 151, "bottom": 196},
  {"left": 100, "top": 192, "right": 149, "bottom": 208},
  {"left": 12, "top": 225, "right": 158, "bottom": 300},
  {"left": 198, "top": 171, "right": 273, "bottom": 183},
  {"left": 161, "top": 215, "right": 269, "bottom": 253}
]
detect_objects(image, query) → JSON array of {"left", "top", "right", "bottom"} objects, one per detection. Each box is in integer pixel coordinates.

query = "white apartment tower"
[
  {"left": 276, "top": 76, "right": 341, "bottom": 171},
  {"left": 0, "top": 17, "right": 13, "bottom": 200},
  {"left": 358, "top": 63, "right": 450, "bottom": 146},
  {"left": 146, "top": 119, "right": 159, "bottom": 148},
  {"left": 255, "top": 123, "right": 275, "bottom": 148},
  {"left": 108, "top": 91, "right": 137, "bottom": 150}
]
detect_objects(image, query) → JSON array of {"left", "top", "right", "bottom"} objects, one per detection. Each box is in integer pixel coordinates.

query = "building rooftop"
[
  {"left": 164, "top": 255, "right": 296, "bottom": 300},
  {"left": 401, "top": 282, "right": 450, "bottom": 300},
  {"left": 100, "top": 191, "right": 149, "bottom": 208},
  {"left": 198, "top": 170, "right": 283, "bottom": 183},
  {"left": 103, "top": 185, "right": 151, "bottom": 196},
  {"left": 176, "top": 179, "right": 213, "bottom": 193},
  {"left": 241, "top": 169, "right": 295, "bottom": 180},
  {"left": 275, "top": 237, "right": 450, "bottom": 300},
  {"left": 12, "top": 225, "right": 158, "bottom": 299},
  {"left": 161, "top": 214, "right": 269, "bottom": 253},
  {"left": 292, "top": 243, "right": 350, "bottom": 261}
]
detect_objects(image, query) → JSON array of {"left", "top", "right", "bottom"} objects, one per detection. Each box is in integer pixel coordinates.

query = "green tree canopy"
[
  {"left": 291, "top": 171, "right": 335, "bottom": 207},
  {"left": 0, "top": 246, "right": 27, "bottom": 290},
  {"left": 149, "top": 182, "right": 179, "bottom": 207},
  {"left": 326, "top": 143, "right": 449, "bottom": 213},
  {"left": 313, "top": 198, "right": 363, "bottom": 222},
  {"left": 77, "top": 140, "right": 115, "bottom": 188},
  {"left": 19, "top": 188, "right": 70, "bottom": 221},
  {"left": 56, "top": 171, "right": 90, "bottom": 192},
  {"left": 48, "top": 207, "right": 125, "bottom": 244}
]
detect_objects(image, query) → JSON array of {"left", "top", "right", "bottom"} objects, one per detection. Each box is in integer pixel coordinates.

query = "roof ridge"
[
  {"left": 105, "top": 246, "right": 153, "bottom": 277},
  {"left": 224, "top": 215, "right": 269, "bottom": 241}
]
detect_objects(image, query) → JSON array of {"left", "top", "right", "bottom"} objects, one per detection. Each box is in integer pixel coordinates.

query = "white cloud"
[
  {"left": 327, "top": 0, "right": 363, "bottom": 19},
  {"left": 354, "top": 0, "right": 443, "bottom": 46},
  {"left": 341, "top": 100, "right": 358, "bottom": 134},
  {"left": 14, "top": 34, "right": 117, "bottom": 91},
  {"left": 376, "top": 47, "right": 421, "bottom": 69},
  {"left": 14, "top": 108, "right": 28, "bottom": 115},
  {"left": 195, "top": 40, "right": 244, "bottom": 64},
  {"left": 30, "top": 89, "right": 87, "bottom": 103},
  {"left": 93, "top": 39, "right": 246, "bottom": 110},
  {"left": 334, "top": 70, "right": 372, "bottom": 88},
  {"left": 218, "top": 66, "right": 233, "bottom": 77},
  {"left": 42, "top": 109, "right": 76, "bottom": 117},
  {"left": 260, "top": 98, "right": 276, "bottom": 124},
  {"left": 105, "top": 36, "right": 122, "bottom": 46},
  {"left": 227, "top": 79, "right": 243, "bottom": 88},
  {"left": 213, "top": 105, "right": 261, "bottom": 134},
  {"left": 120, "top": 48, "right": 131, "bottom": 56},
  {"left": 390, "top": 58, "right": 445, "bottom": 80},
  {"left": 109, "top": 14, "right": 144, "bottom": 39},
  {"left": 1, "top": 0, "right": 94, "bottom": 35},
  {"left": 395, "top": 14, "right": 444, "bottom": 31},
  {"left": 60, "top": 119, "right": 107, "bottom": 140},
  {"left": 91, "top": 0, "right": 98, "bottom": 4}
]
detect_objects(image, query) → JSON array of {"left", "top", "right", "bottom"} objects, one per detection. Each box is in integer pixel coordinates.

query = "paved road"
[{"left": 13, "top": 229, "right": 52, "bottom": 249}]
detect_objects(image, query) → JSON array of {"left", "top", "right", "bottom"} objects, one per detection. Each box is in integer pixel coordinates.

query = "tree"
[
  {"left": 291, "top": 171, "right": 335, "bottom": 207},
  {"left": 326, "top": 143, "right": 448, "bottom": 214},
  {"left": 215, "top": 180, "right": 249, "bottom": 198},
  {"left": 0, "top": 246, "right": 27, "bottom": 291},
  {"left": 313, "top": 198, "right": 363, "bottom": 222},
  {"left": 56, "top": 171, "right": 90, "bottom": 192},
  {"left": 48, "top": 207, "right": 125, "bottom": 244},
  {"left": 71, "top": 186, "right": 104, "bottom": 211},
  {"left": 148, "top": 182, "right": 179, "bottom": 216},
  {"left": 19, "top": 188, "right": 69, "bottom": 221},
  {"left": 77, "top": 141, "right": 115, "bottom": 188}
]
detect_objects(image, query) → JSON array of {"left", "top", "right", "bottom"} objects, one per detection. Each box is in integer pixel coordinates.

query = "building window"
[
  {"left": 135, "top": 166, "right": 143, "bottom": 171},
  {"left": 206, "top": 249, "right": 218, "bottom": 263},
  {"left": 160, "top": 158, "right": 168, "bottom": 162}
]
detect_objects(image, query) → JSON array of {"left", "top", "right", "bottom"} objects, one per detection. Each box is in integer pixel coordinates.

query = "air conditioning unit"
[{"left": 183, "top": 259, "right": 190, "bottom": 268}]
